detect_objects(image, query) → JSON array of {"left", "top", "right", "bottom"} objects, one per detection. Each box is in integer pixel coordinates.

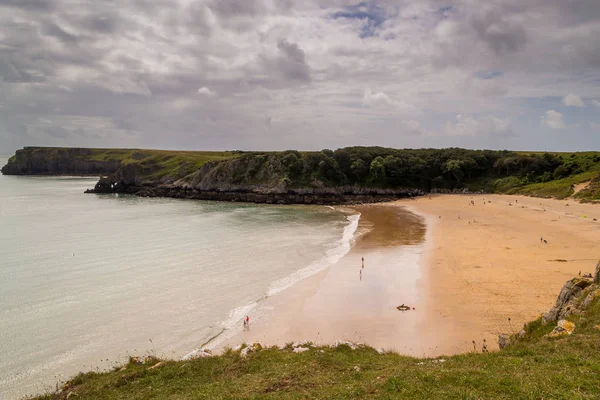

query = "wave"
[
  {"left": 266, "top": 212, "right": 360, "bottom": 297},
  {"left": 194, "top": 211, "right": 361, "bottom": 353}
]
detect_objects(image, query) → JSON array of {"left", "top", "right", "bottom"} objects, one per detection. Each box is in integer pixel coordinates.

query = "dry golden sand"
[
  {"left": 220, "top": 195, "right": 600, "bottom": 357},
  {"left": 403, "top": 194, "right": 600, "bottom": 353}
]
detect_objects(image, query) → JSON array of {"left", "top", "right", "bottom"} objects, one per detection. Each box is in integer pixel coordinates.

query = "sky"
[{"left": 1, "top": 0, "right": 600, "bottom": 153}]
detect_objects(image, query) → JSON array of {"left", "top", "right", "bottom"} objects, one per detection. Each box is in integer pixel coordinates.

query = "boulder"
[
  {"left": 181, "top": 349, "right": 212, "bottom": 360},
  {"left": 547, "top": 319, "right": 575, "bottom": 337},
  {"left": 498, "top": 334, "right": 511, "bottom": 349},
  {"left": 292, "top": 347, "right": 310, "bottom": 353},
  {"left": 595, "top": 261, "right": 600, "bottom": 284}
]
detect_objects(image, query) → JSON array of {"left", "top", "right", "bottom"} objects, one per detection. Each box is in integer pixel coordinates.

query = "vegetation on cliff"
[
  {"left": 31, "top": 276, "right": 600, "bottom": 399},
  {"left": 4, "top": 147, "right": 600, "bottom": 201}
]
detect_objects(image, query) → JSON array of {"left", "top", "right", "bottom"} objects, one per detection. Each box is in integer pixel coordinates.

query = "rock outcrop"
[
  {"left": 1, "top": 147, "right": 120, "bottom": 175},
  {"left": 499, "top": 273, "right": 599, "bottom": 349},
  {"left": 542, "top": 277, "right": 593, "bottom": 324}
]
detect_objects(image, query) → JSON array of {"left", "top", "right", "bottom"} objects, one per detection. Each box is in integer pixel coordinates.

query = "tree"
[
  {"left": 443, "top": 159, "right": 464, "bottom": 184},
  {"left": 369, "top": 156, "right": 386, "bottom": 184},
  {"left": 350, "top": 159, "right": 368, "bottom": 182}
]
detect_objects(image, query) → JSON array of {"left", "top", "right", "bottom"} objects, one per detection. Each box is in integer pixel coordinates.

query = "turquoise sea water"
[{"left": 0, "top": 157, "right": 356, "bottom": 399}]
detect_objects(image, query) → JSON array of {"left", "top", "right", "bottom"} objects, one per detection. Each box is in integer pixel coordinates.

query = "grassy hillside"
[
  {"left": 1, "top": 147, "right": 240, "bottom": 181},
  {"left": 32, "top": 284, "right": 600, "bottom": 400}
]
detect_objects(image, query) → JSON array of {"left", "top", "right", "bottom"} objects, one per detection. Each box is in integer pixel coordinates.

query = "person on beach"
[
  {"left": 359, "top": 269, "right": 362, "bottom": 281},
  {"left": 244, "top": 315, "right": 250, "bottom": 330},
  {"left": 362, "top": 257, "right": 364, "bottom": 269}
]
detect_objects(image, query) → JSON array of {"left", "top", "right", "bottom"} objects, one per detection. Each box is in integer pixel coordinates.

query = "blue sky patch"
[
  {"left": 331, "top": 2, "right": 391, "bottom": 38},
  {"left": 474, "top": 70, "right": 504, "bottom": 80}
]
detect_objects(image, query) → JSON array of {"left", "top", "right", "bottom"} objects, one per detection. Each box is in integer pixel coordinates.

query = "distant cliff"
[{"left": 1, "top": 147, "right": 121, "bottom": 175}]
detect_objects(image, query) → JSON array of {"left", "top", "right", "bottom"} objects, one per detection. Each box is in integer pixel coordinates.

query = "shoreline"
[
  {"left": 214, "top": 203, "right": 441, "bottom": 356},
  {"left": 210, "top": 194, "right": 600, "bottom": 357}
]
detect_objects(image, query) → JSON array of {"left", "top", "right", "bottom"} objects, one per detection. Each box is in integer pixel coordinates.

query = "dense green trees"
[{"left": 239, "top": 147, "right": 597, "bottom": 191}]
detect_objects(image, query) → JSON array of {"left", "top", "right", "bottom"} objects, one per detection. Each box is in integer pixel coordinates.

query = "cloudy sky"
[{"left": 1, "top": 0, "right": 600, "bottom": 153}]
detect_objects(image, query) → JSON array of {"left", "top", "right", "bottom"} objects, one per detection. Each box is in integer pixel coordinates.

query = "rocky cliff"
[
  {"left": 1, "top": 147, "right": 121, "bottom": 175},
  {"left": 87, "top": 153, "right": 425, "bottom": 204}
]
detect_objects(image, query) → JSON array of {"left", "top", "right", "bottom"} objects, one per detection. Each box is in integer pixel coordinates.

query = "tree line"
[{"left": 237, "top": 147, "right": 598, "bottom": 190}]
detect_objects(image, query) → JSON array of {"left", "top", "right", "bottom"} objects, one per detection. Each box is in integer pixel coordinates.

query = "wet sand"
[
  {"left": 219, "top": 205, "right": 445, "bottom": 355},
  {"left": 220, "top": 195, "right": 600, "bottom": 357}
]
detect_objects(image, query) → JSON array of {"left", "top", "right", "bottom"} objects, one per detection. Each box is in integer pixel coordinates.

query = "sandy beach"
[
  {"left": 405, "top": 194, "right": 600, "bottom": 353},
  {"left": 220, "top": 195, "right": 600, "bottom": 357}
]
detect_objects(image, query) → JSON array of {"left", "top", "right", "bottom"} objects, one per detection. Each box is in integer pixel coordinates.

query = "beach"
[{"left": 221, "top": 194, "right": 600, "bottom": 356}]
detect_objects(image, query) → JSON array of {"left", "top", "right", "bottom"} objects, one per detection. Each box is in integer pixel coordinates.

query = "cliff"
[
  {"left": 1, "top": 147, "right": 121, "bottom": 175},
  {"left": 4, "top": 146, "right": 600, "bottom": 204}
]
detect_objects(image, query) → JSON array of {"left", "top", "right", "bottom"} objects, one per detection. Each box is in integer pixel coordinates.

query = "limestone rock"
[
  {"left": 498, "top": 334, "right": 511, "bottom": 349},
  {"left": 332, "top": 340, "right": 359, "bottom": 350},
  {"left": 595, "top": 261, "right": 600, "bottom": 284},
  {"left": 293, "top": 347, "right": 310, "bottom": 353},
  {"left": 547, "top": 320, "right": 575, "bottom": 337},
  {"left": 543, "top": 278, "right": 592, "bottom": 323},
  {"left": 181, "top": 349, "right": 212, "bottom": 360},
  {"left": 581, "top": 290, "right": 600, "bottom": 309}
]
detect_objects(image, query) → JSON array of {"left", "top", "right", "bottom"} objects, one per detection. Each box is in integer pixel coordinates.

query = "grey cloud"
[
  {"left": 208, "top": 0, "right": 262, "bottom": 17},
  {"left": 470, "top": 10, "right": 527, "bottom": 54},
  {"left": 275, "top": 39, "right": 311, "bottom": 83},
  {"left": 0, "top": 0, "right": 54, "bottom": 11},
  {"left": 42, "top": 22, "right": 79, "bottom": 44},
  {"left": 0, "top": 58, "right": 45, "bottom": 83}
]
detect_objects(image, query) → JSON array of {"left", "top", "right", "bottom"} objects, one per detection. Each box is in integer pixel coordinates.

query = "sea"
[{"left": 0, "top": 156, "right": 359, "bottom": 399}]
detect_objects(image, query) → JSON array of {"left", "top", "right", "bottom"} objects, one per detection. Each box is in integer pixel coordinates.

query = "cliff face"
[
  {"left": 1, "top": 147, "right": 120, "bottom": 175},
  {"left": 89, "top": 154, "right": 425, "bottom": 204}
]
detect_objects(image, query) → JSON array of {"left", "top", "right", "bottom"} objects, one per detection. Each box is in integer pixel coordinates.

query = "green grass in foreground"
[{"left": 32, "top": 295, "right": 600, "bottom": 399}]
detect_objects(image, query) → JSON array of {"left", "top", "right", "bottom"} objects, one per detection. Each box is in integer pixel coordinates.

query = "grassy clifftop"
[
  {"left": 1, "top": 147, "right": 239, "bottom": 180},
  {"left": 32, "top": 278, "right": 600, "bottom": 399}
]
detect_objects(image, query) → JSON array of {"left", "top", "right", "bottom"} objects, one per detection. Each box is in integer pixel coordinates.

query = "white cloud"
[
  {"left": 362, "top": 89, "right": 416, "bottom": 113},
  {"left": 563, "top": 94, "right": 584, "bottom": 107},
  {"left": 444, "top": 114, "right": 512, "bottom": 136},
  {"left": 363, "top": 89, "right": 394, "bottom": 107},
  {"left": 197, "top": 87, "right": 216, "bottom": 96},
  {"left": 540, "top": 110, "right": 565, "bottom": 130},
  {"left": 593, "top": 100, "right": 600, "bottom": 108}
]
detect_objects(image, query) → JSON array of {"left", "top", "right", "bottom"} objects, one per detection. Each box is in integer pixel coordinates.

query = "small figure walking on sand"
[
  {"left": 361, "top": 257, "right": 364, "bottom": 269},
  {"left": 359, "top": 269, "right": 362, "bottom": 281},
  {"left": 540, "top": 236, "right": 543, "bottom": 243},
  {"left": 243, "top": 315, "right": 250, "bottom": 330}
]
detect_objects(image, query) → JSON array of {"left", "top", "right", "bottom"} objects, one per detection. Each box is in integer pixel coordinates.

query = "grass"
[
  {"left": 21, "top": 147, "right": 241, "bottom": 182},
  {"left": 514, "top": 171, "right": 599, "bottom": 199},
  {"left": 31, "top": 292, "right": 600, "bottom": 400}
]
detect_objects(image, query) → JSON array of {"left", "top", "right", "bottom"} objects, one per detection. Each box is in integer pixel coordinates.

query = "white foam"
[
  {"left": 266, "top": 212, "right": 360, "bottom": 297},
  {"left": 191, "top": 212, "right": 360, "bottom": 353},
  {"left": 223, "top": 303, "right": 257, "bottom": 330}
]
